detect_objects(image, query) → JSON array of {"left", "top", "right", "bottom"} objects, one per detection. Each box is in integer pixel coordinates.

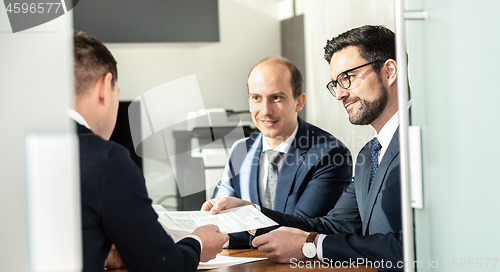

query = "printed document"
[{"left": 156, "top": 205, "right": 278, "bottom": 234}]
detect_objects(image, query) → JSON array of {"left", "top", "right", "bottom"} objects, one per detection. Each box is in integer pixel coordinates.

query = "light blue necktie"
[
  {"left": 263, "top": 150, "right": 283, "bottom": 209},
  {"left": 369, "top": 137, "right": 382, "bottom": 190}
]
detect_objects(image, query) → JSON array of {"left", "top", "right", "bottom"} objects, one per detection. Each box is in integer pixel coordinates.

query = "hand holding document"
[
  {"left": 154, "top": 205, "right": 272, "bottom": 268},
  {"left": 156, "top": 205, "right": 278, "bottom": 235}
]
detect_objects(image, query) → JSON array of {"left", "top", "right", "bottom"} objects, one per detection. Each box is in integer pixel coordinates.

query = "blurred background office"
[
  {"left": 71, "top": 0, "right": 394, "bottom": 211},
  {"left": 2, "top": 0, "right": 500, "bottom": 271}
]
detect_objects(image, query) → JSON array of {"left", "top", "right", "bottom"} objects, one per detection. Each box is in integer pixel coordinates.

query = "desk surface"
[{"left": 109, "top": 249, "right": 377, "bottom": 272}]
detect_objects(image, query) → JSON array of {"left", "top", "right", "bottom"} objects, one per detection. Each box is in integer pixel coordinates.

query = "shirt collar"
[
  {"left": 376, "top": 110, "right": 399, "bottom": 150},
  {"left": 262, "top": 122, "right": 299, "bottom": 154},
  {"left": 375, "top": 99, "right": 412, "bottom": 149},
  {"left": 67, "top": 109, "right": 91, "bottom": 129}
]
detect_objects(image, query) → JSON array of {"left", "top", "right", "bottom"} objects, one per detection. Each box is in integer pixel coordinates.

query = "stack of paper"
[{"left": 198, "top": 255, "right": 267, "bottom": 270}]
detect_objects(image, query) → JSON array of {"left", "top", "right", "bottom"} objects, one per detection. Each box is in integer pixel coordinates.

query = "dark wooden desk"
[{"left": 109, "top": 249, "right": 377, "bottom": 271}]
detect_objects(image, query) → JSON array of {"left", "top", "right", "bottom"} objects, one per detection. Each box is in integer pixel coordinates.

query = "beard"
[{"left": 346, "top": 78, "right": 389, "bottom": 125}]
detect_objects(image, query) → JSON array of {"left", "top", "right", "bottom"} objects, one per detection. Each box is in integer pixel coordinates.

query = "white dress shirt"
[
  {"left": 67, "top": 109, "right": 90, "bottom": 129},
  {"left": 374, "top": 110, "right": 399, "bottom": 164}
]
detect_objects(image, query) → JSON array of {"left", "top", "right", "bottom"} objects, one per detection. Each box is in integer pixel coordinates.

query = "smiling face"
[
  {"left": 248, "top": 62, "right": 305, "bottom": 148},
  {"left": 330, "top": 46, "right": 391, "bottom": 130}
]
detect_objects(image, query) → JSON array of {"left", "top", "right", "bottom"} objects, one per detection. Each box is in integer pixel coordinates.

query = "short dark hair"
[
  {"left": 248, "top": 56, "right": 303, "bottom": 99},
  {"left": 324, "top": 25, "right": 395, "bottom": 73},
  {"left": 73, "top": 30, "right": 117, "bottom": 96}
]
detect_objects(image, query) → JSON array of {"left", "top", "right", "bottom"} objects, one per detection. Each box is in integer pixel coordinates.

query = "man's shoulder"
[
  {"left": 76, "top": 124, "right": 130, "bottom": 162},
  {"left": 77, "top": 124, "right": 143, "bottom": 194},
  {"left": 300, "top": 121, "right": 332, "bottom": 137},
  {"left": 233, "top": 132, "right": 261, "bottom": 148},
  {"left": 297, "top": 120, "right": 347, "bottom": 148}
]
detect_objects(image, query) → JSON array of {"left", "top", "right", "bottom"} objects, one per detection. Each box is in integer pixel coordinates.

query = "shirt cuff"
[
  {"left": 316, "top": 234, "right": 327, "bottom": 260},
  {"left": 183, "top": 234, "right": 203, "bottom": 253}
]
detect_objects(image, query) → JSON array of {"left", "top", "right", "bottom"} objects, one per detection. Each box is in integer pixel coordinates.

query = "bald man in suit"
[{"left": 212, "top": 57, "right": 352, "bottom": 248}]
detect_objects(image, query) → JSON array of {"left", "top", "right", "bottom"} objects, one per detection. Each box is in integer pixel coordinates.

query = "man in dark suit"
[
  {"left": 212, "top": 57, "right": 352, "bottom": 247},
  {"left": 203, "top": 25, "right": 405, "bottom": 270},
  {"left": 70, "top": 30, "right": 228, "bottom": 272}
]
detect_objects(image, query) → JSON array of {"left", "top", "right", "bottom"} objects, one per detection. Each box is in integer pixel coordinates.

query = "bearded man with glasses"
[
  {"left": 202, "top": 25, "right": 408, "bottom": 271},
  {"left": 326, "top": 60, "right": 389, "bottom": 126}
]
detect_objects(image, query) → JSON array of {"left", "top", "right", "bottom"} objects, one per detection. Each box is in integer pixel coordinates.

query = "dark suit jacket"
[
  {"left": 212, "top": 118, "right": 352, "bottom": 247},
  {"left": 260, "top": 129, "right": 402, "bottom": 271},
  {"left": 78, "top": 123, "right": 201, "bottom": 272}
]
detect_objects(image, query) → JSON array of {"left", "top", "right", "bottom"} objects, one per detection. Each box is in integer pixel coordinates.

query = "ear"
[
  {"left": 295, "top": 93, "right": 306, "bottom": 112},
  {"left": 97, "top": 73, "right": 114, "bottom": 106},
  {"left": 383, "top": 59, "right": 398, "bottom": 87}
]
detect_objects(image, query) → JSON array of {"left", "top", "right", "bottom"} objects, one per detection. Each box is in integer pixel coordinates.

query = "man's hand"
[
  {"left": 201, "top": 197, "right": 254, "bottom": 214},
  {"left": 192, "top": 224, "right": 229, "bottom": 262},
  {"left": 252, "top": 227, "right": 309, "bottom": 263},
  {"left": 105, "top": 244, "right": 124, "bottom": 269}
]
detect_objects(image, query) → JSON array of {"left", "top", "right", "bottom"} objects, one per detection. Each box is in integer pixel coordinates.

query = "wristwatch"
[{"left": 302, "top": 232, "right": 318, "bottom": 258}]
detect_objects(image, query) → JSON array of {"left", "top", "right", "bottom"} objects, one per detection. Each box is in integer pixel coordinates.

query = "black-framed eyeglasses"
[{"left": 326, "top": 61, "right": 377, "bottom": 97}]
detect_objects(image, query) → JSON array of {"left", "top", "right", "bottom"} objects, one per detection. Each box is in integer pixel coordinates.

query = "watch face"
[{"left": 302, "top": 242, "right": 316, "bottom": 258}]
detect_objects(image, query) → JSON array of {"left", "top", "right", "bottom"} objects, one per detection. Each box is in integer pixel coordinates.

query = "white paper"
[
  {"left": 156, "top": 205, "right": 278, "bottom": 234},
  {"left": 152, "top": 205, "right": 167, "bottom": 212},
  {"left": 198, "top": 255, "right": 267, "bottom": 270}
]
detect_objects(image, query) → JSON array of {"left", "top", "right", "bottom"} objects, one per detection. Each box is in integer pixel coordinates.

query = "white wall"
[
  {"left": 297, "top": 0, "right": 395, "bottom": 160},
  {"left": 105, "top": 0, "right": 281, "bottom": 207},
  {"left": 103, "top": 0, "right": 396, "bottom": 207}
]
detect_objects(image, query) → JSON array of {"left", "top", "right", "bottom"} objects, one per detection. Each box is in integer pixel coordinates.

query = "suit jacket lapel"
[
  {"left": 273, "top": 118, "right": 308, "bottom": 212},
  {"left": 239, "top": 133, "right": 262, "bottom": 205},
  {"left": 362, "top": 128, "right": 400, "bottom": 234},
  {"left": 356, "top": 146, "right": 372, "bottom": 221}
]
